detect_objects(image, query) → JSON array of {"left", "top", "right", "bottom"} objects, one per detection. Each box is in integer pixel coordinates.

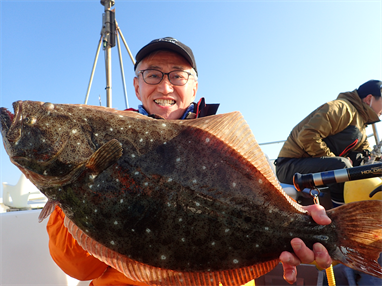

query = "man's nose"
[{"left": 157, "top": 75, "right": 174, "bottom": 93}]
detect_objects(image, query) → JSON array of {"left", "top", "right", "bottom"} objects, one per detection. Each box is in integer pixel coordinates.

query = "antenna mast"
[
  {"left": 84, "top": 1, "right": 136, "bottom": 108},
  {"left": 101, "top": 0, "right": 115, "bottom": 107}
]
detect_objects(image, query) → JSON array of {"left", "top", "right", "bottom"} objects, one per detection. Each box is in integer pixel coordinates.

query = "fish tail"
[{"left": 327, "top": 200, "right": 382, "bottom": 278}]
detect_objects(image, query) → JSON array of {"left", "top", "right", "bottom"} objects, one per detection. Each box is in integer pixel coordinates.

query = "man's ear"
[
  {"left": 192, "top": 81, "right": 198, "bottom": 101},
  {"left": 134, "top": 76, "right": 141, "bottom": 101},
  {"left": 362, "top": 94, "right": 373, "bottom": 105}
]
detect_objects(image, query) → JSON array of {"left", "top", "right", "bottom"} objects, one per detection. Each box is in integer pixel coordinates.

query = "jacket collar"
[{"left": 337, "top": 90, "right": 380, "bottom": 124}]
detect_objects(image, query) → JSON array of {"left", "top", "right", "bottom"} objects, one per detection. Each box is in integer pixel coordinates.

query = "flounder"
[{"left": 1, "top": 100, "right": 382, "bottom": 286}]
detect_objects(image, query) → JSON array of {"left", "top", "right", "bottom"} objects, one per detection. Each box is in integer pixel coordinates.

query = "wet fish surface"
[{"left": 1, "top": 100, "right": 381, "bottom": 286}]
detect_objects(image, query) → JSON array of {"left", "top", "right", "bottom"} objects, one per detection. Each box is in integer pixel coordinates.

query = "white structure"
[
  {"left": 2, "top": 174, "right": 47, "bottom": 209},
  {"left": 0, "top": 175, "right": 90, "bottom": 286}
]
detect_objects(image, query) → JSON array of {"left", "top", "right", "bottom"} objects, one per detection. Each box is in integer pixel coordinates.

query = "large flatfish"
[{"left": 1, "top": 100, "right": 381, "bottom": 285}]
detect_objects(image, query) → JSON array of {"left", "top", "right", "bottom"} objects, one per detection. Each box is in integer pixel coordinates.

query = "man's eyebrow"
[
  {"left": 147, "top": 65, "right": 162, "bottom": 70},
  {"left": 171, "top": 65, "right": 186, "bottom": 70},
  {"left": 146, "top": 65, "right": 186, "bottom": 70}
]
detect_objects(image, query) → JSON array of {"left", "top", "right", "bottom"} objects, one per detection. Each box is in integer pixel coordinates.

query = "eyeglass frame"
[{"left": 137, "top": 69, "right": 195, "bottom": 86}]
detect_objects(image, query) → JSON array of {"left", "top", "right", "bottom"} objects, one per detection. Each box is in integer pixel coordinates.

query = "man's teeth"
[{"left": 154, "top": 99, "right": 175, "bottom": 106}]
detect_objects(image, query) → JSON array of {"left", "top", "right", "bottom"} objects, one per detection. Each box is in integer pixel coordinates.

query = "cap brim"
[{"left": 135, "top": 42, "right": 196, "bottom": 73}]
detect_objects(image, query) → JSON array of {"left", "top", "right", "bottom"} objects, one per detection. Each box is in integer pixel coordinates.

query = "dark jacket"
[{"left": 278, "top": 90, "right": 380, "bottom": 159}]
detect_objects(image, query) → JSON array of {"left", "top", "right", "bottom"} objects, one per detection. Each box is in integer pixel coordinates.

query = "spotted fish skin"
[{"left": 1, "top": 101, "right": 381, "bottom": 283}]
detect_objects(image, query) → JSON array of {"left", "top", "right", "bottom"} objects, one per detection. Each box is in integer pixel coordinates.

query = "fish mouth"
[
  {"left": 154, "top": 99, "right": 176, "bottom": 107},
  {"left": 1, "top": 101, "right": 22, "bottom": 142},
  {"left": 0, "top": 107, "right": 14, "bottom": 133}
]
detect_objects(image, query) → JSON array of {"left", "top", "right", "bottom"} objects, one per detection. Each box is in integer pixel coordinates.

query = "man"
[
  {"left": 132, "top": 37, "right": 218, "bottom": 120},
  {"left": 47, "top": 37, "right": 333, "bottom": 286},
  {"left": 276, "top": 80, "right": 382, "bottom": 206}
]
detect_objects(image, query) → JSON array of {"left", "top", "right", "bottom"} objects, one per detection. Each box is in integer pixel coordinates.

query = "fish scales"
[{"left": 1, "top": 101, "right": 382, "bottom": 286}]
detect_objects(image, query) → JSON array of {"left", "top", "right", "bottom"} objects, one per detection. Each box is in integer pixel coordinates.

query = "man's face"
[{"left": 133, "top": 51, "right": 198, "bottom": 120}]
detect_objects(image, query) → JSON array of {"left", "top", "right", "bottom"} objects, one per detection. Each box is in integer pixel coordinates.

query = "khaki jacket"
[{"left": 278, "top": 90, "right": 380, "bottom": 158}]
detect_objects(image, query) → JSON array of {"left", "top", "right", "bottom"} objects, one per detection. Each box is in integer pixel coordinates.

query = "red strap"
[
  {"left": 339, "top": 139, "right": 358, "bottom": 157},
  {"left": 124, "top": 108, "right": 138, "bottom": 112}
]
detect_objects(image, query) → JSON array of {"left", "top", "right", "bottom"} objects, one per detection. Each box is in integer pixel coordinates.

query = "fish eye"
[
  {"left": 43, "top": 102, "right": 55, "bottom": 110},
  {"left": 24, "top": 116, "right": 36, "bottom": 125}
]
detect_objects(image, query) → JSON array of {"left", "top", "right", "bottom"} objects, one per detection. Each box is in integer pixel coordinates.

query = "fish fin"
[
  {"left": 38, "top": 199, "right": 58, "bottom": 223},
  {"left": 180, "top": 112, "right": 304, "bottom": 211},
  {"left": 327, "top": 200, "right": 382, "bottom": 278},
  {"left": 65, "top": 217, "right": 279, "bottom": 286},
  {"left": 181, "top": 112, "right": 279, "bottom": 189},
  {"left": 86, "top": 139, "right": 123, "bottom": 174}
]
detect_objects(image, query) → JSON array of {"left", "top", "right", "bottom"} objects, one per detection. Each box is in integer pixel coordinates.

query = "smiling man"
[
  {"left": 46, "top": 37, "right": 333, "bottom": 286},
  {"left": 132, "top": 37, "right": 218, "bottom": 120},
  {"left": 134, "top": 48, "right": 198, "bottom": 119}
]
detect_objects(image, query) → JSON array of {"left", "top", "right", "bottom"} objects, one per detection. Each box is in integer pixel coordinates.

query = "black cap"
[
  {"left": 134, "top": 37, "right": 197, "bottom": 75},
  {"left": 357, "top": 80, "right": 382, "bottom": 98}
]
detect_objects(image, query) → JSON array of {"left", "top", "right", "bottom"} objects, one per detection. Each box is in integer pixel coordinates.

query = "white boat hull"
[{"left": 0, "top": 209, "right": 90, "bottom": 286}]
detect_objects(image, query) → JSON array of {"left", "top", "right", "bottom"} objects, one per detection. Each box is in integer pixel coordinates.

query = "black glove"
[{"left": 347, "top": 150, "right": 370, "bottom": 166}]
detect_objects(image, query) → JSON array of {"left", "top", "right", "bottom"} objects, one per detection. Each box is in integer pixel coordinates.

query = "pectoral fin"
[
  {"left": 37, "top": 140, "right": 123, "bottom": 222},
  {"left": 86, "top": 139, "right": 123, "bottom": 175}
]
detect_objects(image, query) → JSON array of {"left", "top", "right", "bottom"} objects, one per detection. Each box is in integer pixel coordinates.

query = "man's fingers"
[
  {"left": 280, "top": 259, "right": 297, "bottom": 284},
  {"left": 279, "top": 251, "right": 299, "bottom": 284},
  {"left": 279, "top": 251, "right": 300, "bottom": 266},
  {"left": 280, "top": 243, "right": 332, "bottom": 284},
  {"left": 304, "top": 204, "right": 332, "bottom": 225},
  {"left": 313, "top": 243, "right": 332, "bottom": 269},
  {"left": 290, "top": 238, "right": 315, "bottom": 264}
]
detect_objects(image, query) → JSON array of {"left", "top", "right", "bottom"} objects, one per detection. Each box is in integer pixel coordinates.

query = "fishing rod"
[{"left": 293, "top": 163, "right": 382, "bottom": 197}]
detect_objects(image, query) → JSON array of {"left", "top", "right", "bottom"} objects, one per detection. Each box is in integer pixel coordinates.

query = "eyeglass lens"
[{"left": 142, "top": 70, "right": 190, "bottom": 86}]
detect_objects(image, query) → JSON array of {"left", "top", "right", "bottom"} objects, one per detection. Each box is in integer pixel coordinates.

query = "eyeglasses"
[{"left": 138, "top": 69, "right": 193, "bottom": 86}]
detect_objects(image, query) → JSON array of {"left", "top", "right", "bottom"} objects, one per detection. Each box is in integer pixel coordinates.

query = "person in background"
[
  {"left": 47, "top": 37, "right": 333, "bottom": 286},
  {"left": 276, "top": 80, "right": 382, "bottom": 207}
]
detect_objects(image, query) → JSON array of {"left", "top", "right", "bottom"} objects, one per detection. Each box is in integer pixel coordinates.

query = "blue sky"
[{"left": 1, "top": 0, "right": 381, "bottom": 196}]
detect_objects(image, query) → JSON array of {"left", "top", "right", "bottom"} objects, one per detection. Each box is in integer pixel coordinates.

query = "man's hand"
[{"left": 279, "top": 204, "right": 333, "bottom": 284}]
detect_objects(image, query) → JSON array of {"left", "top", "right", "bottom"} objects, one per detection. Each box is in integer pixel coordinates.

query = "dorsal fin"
[
  {"left": 179, "top": 112, "right": 305, "bottom": 212},
  {"left": 180, "top": 112, "right": 280, "bottom": 189},
  {"left": 65, "top": 217, "right": 279, "bottom": 286}
]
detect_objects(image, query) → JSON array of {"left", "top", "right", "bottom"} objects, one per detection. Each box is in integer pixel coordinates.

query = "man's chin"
[
  {"left": 148, "top": 105, "right": 174, "bottom": 118},
  {"left": 159, "top": 109, "right": 185, "bottom": 120}
]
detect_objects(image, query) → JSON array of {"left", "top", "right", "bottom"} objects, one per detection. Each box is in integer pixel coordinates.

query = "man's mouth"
[{"left": 154, "top": 99, "right": 175, "bottom": 107}]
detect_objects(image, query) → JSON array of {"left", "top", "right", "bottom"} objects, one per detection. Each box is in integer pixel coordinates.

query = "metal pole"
[
  {"left": 116, "top": 30, "right": 129, "bottom": 109},
  {"left": 116, "top": 21, "right": 136, "bottom": 66},
  {"left": 84, "top": 35, "right": 103, "bottom": 105},
  {"left": 105, "top": 46, "right": 112, "bottom": 107},
  {"left": 258, "top": 140, "right": 285, "bottom": 146},
  {"left": 102, "top": 0, "right": 114, "bottom": 107},
  {"left": 372, "top": 123, "right": 380, "bottom": 144}
]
